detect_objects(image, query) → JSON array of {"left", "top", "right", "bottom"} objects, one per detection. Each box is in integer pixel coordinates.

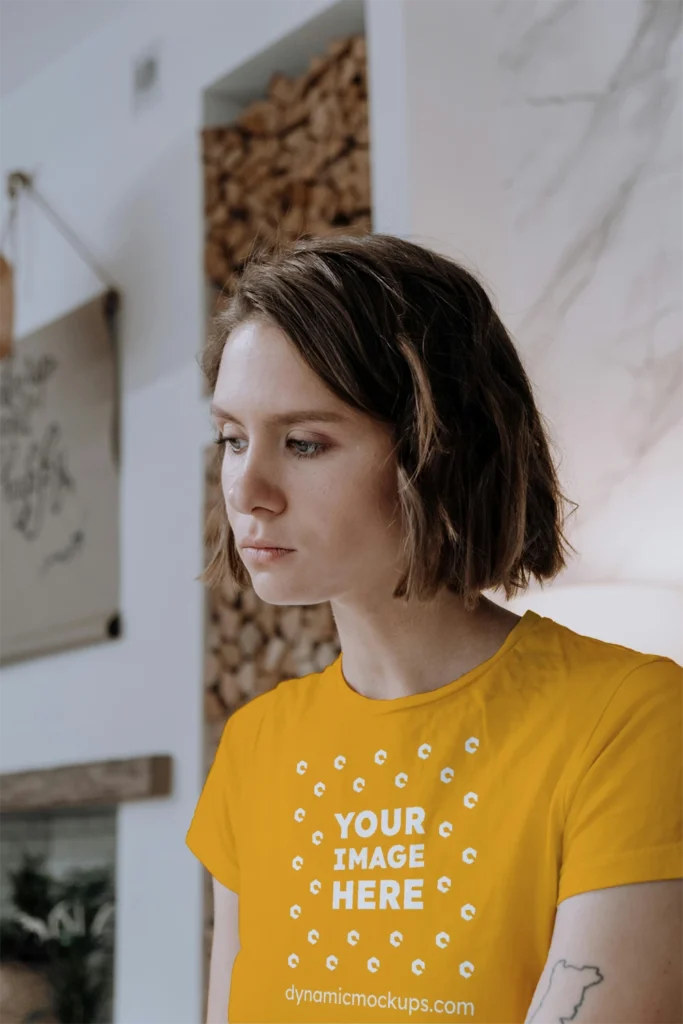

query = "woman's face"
[{"left": 211, "top": 319, "right": 404, "bottom": 606}]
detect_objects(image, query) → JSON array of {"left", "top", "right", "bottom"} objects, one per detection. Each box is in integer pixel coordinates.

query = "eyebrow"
[{"left": 209, "top": 403, "right": 349, "bottom": 428}]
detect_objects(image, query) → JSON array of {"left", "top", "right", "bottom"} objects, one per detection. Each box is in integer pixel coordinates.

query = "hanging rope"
[
  {"left": 0, "top": 172, "right": 121, "bottom": 467},
  {"left": 1, "top": 171, "right": 118, "bottom": 292}
]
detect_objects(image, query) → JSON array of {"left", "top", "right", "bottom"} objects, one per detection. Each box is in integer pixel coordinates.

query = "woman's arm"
[{"left": 206, "top": 877, "right": 240, "bottom": 1024}]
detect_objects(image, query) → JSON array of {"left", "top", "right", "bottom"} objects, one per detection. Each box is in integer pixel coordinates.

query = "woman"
[{"left": 186, "top": 234, "right": 681, "bottom": 1024}]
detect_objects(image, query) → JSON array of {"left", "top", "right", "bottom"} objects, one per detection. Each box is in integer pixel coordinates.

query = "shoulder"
[
  {"left": 223, "top": 666, "right": 329, "bottom": 752},
  {"left": 527, "top": 611, "right": 681, "bottom": 701},
  {"left": 519, "top": 614, "right": 681, "bottom": 775},
  {"left": 534, "top": 618, "right": 682, "bottom": 823}
]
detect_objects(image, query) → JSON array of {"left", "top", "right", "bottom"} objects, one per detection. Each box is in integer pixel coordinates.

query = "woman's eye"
[
  {"left": 289, "top": 440, "right": 328, "bottom": 459},
  {"left": 215, "top": 437, "right": 246, "bottom": 453}
]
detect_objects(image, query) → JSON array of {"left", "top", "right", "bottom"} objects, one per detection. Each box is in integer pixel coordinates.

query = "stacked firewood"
[
  {"left": 202, "top": 33, "right": 371, "bottom": 288},
  {"left": 202, "top": 447, "right": 341, "bottom": 732}
]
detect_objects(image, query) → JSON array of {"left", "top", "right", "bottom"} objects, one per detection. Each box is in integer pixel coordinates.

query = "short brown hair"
[{"left": 199, "top": 233, "right": 576, "bottom": 610}]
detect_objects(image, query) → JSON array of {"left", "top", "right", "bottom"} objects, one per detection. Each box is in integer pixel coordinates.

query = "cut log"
[
  {"left": 240, "top": 587, "right": 259, "bottom": 616},
  {"left": 236, "top": 99, "right": 282, "bottom": 136},
  {"left": 239, "top": 621, "right": 264, "bottom": 658},
  {"left": 220, "top": 642, "right": 241, "bottom": 670},
  {"left": 218, "top": 605, "right": 241, "bottom": 640},
  {"left": 218, "top": 671, "right": 241, "bottom": 709},
  {"left": 268, "top": 71, "right": 299, "bottom": 107},
  {"left": 237, "top": 660, "right": 257, "bottom": 696},
  {"left": 315, "top": 641, "right": 340, "bottom": 672},
  {"left": 262, "top": 635, "right": 288, "bottom": 673},
  {"left": 205, "top": 688, "right": 226, "bottom": 722},
  {"left": 204, "top": 652, "right": 220, "bottom": 687}
]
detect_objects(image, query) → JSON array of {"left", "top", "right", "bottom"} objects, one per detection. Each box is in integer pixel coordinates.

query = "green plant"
[{"left": 0, "top": 852, "right": 115, "bottom": 1024}]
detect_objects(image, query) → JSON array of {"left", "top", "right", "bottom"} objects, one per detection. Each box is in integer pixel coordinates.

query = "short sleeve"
[
  {"left": 186, "top": 713, "right": 241, "bottom": 893},
  {"left": 558, "top": 656, "right": 683, "bottom": 906}
]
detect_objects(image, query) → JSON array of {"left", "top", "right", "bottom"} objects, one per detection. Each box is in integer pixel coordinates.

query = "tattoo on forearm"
[{"left": 527, "top": 959, "right": 605, "bottom": 1022}]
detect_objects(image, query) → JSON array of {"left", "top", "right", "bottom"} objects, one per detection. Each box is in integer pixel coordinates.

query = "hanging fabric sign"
[
  {"left": 0, "top": 290, "right": 121, "bottom": 664},
  {"left": 0, "top": 254, "right": 14, "bottom": 359}
]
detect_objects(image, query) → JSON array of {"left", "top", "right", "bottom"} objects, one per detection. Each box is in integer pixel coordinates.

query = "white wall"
[
  {"left": 493, "top": 0, "right": 682, "bottom": 595},
  {"left": 0, "top": 0, "right": 128, "bottom": 97},
  {"left": 0, "top": 4, "right": 335, "bottom": 1021},
  {"left": 367, "top": 0, "right": 510, "bottom": 283}
]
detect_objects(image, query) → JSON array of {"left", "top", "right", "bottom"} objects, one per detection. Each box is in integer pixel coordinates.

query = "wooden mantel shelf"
[{"left": 0, "top": 754, "right": 173, "bottom": 814}]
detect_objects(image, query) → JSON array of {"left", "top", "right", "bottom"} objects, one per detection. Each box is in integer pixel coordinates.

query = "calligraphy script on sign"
[{"left": 0, "top": 353, "right": 77, "bottom": 549}]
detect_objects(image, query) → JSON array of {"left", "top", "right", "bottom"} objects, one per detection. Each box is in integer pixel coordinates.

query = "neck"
[{"left": 330, "top": 587, "right": 521, "bottom": 702}]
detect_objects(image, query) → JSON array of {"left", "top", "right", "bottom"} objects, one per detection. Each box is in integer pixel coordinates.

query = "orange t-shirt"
[{"left": 186, "top": 610, "right": 683, "bottom": 1023}]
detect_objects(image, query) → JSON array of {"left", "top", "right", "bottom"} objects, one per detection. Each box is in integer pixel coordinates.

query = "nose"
[{"left": 224, "top": 456, "right": 285, "bottom": 517}]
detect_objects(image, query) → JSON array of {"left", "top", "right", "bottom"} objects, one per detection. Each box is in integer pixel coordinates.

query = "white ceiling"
[{"left": 0, "top": 0, "right": 132, "bottom": 98}]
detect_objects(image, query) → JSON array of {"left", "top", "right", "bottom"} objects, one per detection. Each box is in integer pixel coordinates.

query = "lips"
[
  {"left": 241, "top": 545, "right": 294, "bottom": 564},
  {"left": 241, "top": 541, "right": 293, "bottom": 551}
]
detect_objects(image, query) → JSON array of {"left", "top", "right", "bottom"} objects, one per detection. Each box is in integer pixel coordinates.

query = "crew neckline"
[{"left": 324, "top": 609, "right": 543, "bottom": 715}]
